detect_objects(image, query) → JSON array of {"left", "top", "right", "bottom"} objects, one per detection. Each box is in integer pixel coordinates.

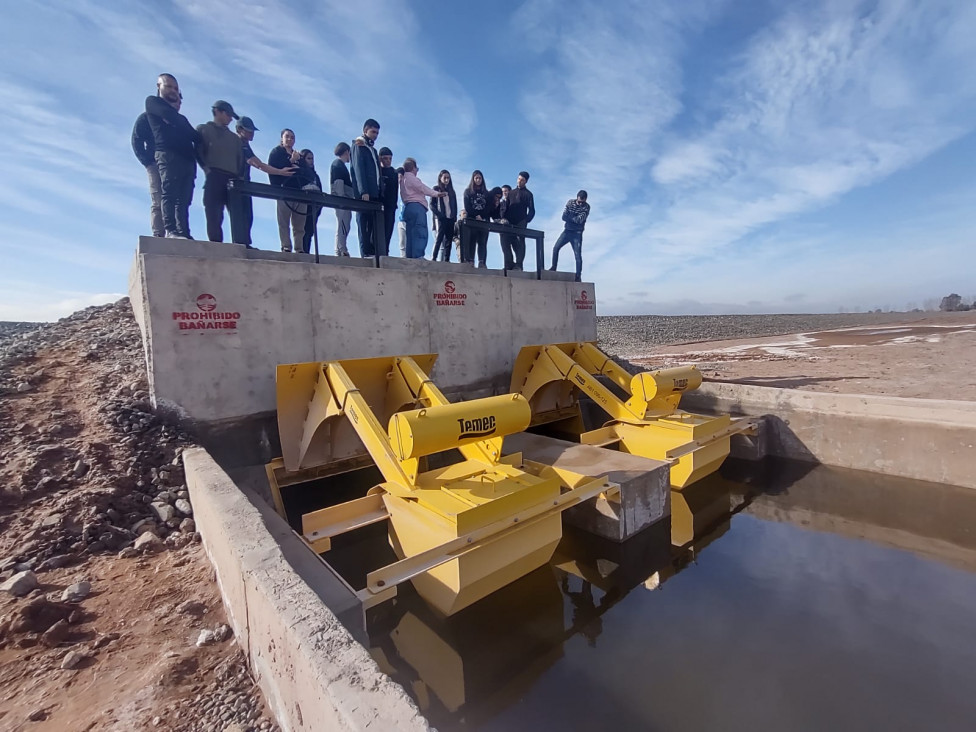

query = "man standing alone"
[
  {"left": 195, "top": 101, "right": 243, "bottom": 243},
  {"left": 503, "top": 171, "right": 535, "bottom": 271},
  {"left": 549, "top": 190, "right": 590, "bottom": 282},
  {"left": 378, "top": 146, "right": 398, "bottom": 256},
  {"left": 131, "top": 108, "right": 163, "bottom": 237},
  {"left": 350, "top": 119, "right": 382, "bottom": 257},
  {"left": 145, "top": 74, "right": 198, "bottom": 238}
]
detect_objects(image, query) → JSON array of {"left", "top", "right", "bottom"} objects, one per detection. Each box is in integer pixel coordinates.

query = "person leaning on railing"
[
  {"left": 398, "top": 158, "right": 447, "bottom": 259},
  {"left": 235, "top": 116, "right": 296, "bottom": 248},
  {"left": 502, "top": 171, "right": 535, "bottom": 271},
  {"left": 268, "top": 129, "right": 308, "bottom": 253}
]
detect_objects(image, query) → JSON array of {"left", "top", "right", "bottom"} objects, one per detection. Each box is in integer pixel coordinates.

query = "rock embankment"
[{"left": 0, "top": 298, "right": 278, "bottom": 732}]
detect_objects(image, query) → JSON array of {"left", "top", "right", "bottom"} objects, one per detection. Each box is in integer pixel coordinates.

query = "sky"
[{"left": 1, "top": 0, "right": 975, "bottom": 321}]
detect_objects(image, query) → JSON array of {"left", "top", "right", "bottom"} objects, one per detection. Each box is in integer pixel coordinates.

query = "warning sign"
[
  {"left": 434, "top": 280, "right": 467, "bottom": 307},
  {"left": 574, "top": 290, "right": 594, "bottom": 311},
  {"left": 172, "top": 293, "right": 241, "bottom": 332}
]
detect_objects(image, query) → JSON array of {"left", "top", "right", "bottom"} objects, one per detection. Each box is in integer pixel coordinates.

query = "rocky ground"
[
  {"left": 597, "top": 311, "right": 935, "bottom": 357},
  {"left": 0, "top": 300, "right": 277, "bottom": 731}
]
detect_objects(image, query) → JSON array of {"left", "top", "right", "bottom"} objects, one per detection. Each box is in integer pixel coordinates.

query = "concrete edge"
[
  {"left": 685, "top": 383, "right": 976, "bottom": 489},
  {"left": 183, "top": 447, "right": 430, "bottom": 732}
]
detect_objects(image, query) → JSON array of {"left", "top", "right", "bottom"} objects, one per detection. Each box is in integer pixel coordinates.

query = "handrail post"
[
  {"left": 535, "top": 232, "right": 544, "bottom": 280},
  {"left": 228, "top": 180, "right": 245, "bottom": 246}
]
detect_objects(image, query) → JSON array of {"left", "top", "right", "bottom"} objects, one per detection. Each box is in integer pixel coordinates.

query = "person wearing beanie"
[
  {"left": 350, "top": 118, "right": 382, "bottom": 257},
  {"left": 549, "top": 190, "right": 590, "bottom": 282},
  {"left": 235, "top": 116, "right": 296, "bottom": 247},
  {"left": 378, "top": 146, "right": 398, "bottom": 256}
]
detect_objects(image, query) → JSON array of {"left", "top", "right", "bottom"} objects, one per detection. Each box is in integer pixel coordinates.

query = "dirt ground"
[
  {"left": 0, "top": 302, "right": 275, "bottom": 732},
  {"left": 632, "top": 311, "right": 976, "bottom": 401}
]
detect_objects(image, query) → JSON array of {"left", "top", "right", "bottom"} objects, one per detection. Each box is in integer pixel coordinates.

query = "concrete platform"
[
  {"left": 504, "top": 433, "right": 670, "bottom": 542},
  {"left": 129, "top": 237, "right": 597, "bottom": 427}
]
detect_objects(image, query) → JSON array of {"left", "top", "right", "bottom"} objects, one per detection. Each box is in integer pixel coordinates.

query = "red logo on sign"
[
  {"left": 172, "top": 293, "right": 242, "bottom": 333},
  {"left": 196, "top": 294, "right": 217, "bottom": 312},
  {"left": 574, "top": 290, "right": 594, "bottom": 310},
  {"left": 434, "top": 280, "right": 467, "bottom": 307}
]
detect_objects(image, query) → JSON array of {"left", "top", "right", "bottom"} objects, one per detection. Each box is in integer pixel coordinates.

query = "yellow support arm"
[{"left": 539, "top": 345, "right": 647, "bottom": 422}]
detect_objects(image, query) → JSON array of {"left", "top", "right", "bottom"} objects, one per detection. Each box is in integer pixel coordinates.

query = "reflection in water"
[{"left": 364, "top": 458, "right": 976, "bottom": 731}]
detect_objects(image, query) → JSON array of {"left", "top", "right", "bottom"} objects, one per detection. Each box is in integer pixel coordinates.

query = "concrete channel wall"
[
  {"left": 184, "top": 447, "right": 431, "bottom": 732},
  {"left": 129, "top": 236, "right": 596, "bottom": 426},
  {"left": 685, "top": 382, "right": 976, "bottom": 489}
]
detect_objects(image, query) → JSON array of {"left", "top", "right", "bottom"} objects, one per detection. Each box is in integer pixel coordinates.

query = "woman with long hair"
[
  {"left": 431, "top": 170, "right": 458, "bottom": 262},
  {"left": 462, "top": 170, "right": 490, "bottom": 265}
]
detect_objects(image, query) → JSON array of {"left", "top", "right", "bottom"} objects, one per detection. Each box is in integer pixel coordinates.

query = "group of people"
[{"left": 132, "top": 73, "right": 591, "bottom": 280}]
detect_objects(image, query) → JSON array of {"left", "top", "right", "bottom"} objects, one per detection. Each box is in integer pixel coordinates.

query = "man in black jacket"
[
  {"left": 145, "top": 74, "right": 199, "bottom": 239},
  {"left": 131, "top": 110, "right": 163, "bottom": 237},
  {"left": 550, "top": 190, "right": 590, "bottom": 282},
  {"left": 350, "top": 119, "right": 382, "bottom": 257},
  {"left": 378, "top": 146, "right": 397, "bottom": 257},
  {"left": 502, "top": 171, "right": 535, "bottom": 270}
]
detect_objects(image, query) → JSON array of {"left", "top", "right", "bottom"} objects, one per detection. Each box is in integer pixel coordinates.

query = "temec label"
[
  {"left": 457, "top": 415, "right": 496, "bottom": 439},
  {"left": 172, "top": 293, "right": 241, "bottom": 332}
]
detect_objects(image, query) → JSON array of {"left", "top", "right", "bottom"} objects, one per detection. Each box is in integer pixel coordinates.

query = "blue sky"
[{"left": 1, "top": 0, "right": 975, "bottom": 320}]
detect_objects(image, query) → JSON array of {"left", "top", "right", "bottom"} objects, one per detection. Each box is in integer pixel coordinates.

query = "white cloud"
[{"left": 0, "top": 287, "right": 124, "bottom": 322}]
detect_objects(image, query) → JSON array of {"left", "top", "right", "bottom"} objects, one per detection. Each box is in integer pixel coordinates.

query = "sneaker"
[
  {"left": 477, "top": 262, "right": 487, "bottom": 269},
  {"left": 164, "top": 232, "right": 179, "bottom": 239},
  {"left": 281, "top": 248, "right": 292, "bottom": 253},
  {"left": 548, "top": 266, "right": 556, "bottom": 271}
]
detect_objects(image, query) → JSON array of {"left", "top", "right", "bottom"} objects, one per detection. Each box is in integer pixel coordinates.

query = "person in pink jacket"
[{"left": 398, "top": 158, "right": 446, "bottom": 259}]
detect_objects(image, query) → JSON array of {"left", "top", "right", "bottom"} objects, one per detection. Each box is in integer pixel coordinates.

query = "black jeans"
[
  {"left": 552, "top": 230, "right": 583, "bottom": 280},
  {"left": 203, "top": 169, "right": 235, "bottom": 243},
  {"left": 155, "top": 151, "right": 195, "bottom": 237},
  {"left": 432, "top": 218, "right": 456, "bottom": 261},
  {"left": 358, "top": 203, "right": 386, "bottom": 257},
  {"left": 235, "top": 196, "right": 253, "bottom": 247}
]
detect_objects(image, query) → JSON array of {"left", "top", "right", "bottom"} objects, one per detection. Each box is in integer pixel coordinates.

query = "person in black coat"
[
  {"left": 431, "top": 170, "right": 458, "bottom": 262},
  {"left": 299, "top": 149, "right": 324, "bottom": 254},
  {"left": 145, "top": 74, "right": 199, "bottom": 238},
  {"left": 462, "top": 170, "right": 490, "bottom": 265},
  {"left": 378, "top": 146, "right": 398, "bottom": 256}
]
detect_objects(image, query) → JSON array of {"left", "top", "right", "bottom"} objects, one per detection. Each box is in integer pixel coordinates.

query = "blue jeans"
[
  {"left": 403, "top": 202, "right": 429, "bottom": 259},
  {"left": 552, "top": 230, "right": 583, "bottom": 280}
]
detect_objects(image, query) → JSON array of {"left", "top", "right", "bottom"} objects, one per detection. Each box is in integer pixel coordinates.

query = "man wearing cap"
[
  {"left": 195, "top": 101, "right": 244, "bottom": 243},
  {"left": 235, "top": 116, "right": 296, "bottom": 247},
  {"left": 145, "top": 74, "right": 199, "bottom": 238},
  {"left": 378, "top": 147, "right": 398, "bottom": 256}
]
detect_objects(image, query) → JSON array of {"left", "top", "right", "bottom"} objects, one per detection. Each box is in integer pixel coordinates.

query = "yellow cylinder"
[
  {"left": 630, "top": 366, "right": 702, "bottom": 402},
  {"left": 388, "top": 393, "right": 531, "bottom": 460}
]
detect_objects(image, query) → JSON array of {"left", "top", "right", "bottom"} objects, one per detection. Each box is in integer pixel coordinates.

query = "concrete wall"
[
  {"left": 184, "top": 447, "right": 430, "bottom": 732},
  {"left": 685, "top": 382, "right": 976, "bottom": 489},
  {"left": 130, "top": 237, "right": 597, "bottom": 425}
]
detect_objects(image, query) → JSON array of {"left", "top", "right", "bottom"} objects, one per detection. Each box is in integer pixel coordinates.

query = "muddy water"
[{"left": 360, "top": 459, "right": 976, "bottom": 731}]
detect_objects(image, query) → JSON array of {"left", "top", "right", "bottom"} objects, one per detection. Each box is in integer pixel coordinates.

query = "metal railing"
[
  {"left": 227, "top": 180, "right": 386, "bottom": 265},
  {"left": 458, "top": 218, "right": 546, "bottom": 279}
]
